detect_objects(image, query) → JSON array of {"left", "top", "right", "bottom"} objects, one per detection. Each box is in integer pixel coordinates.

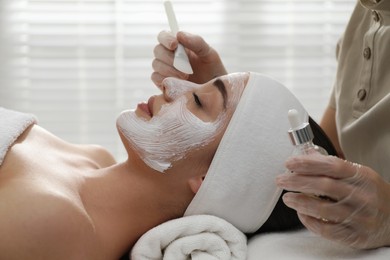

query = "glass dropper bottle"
[
  {"left": 287, "top": 109, "right": 335, "bottom": 202},
  {"left": 287, "top": 109, "right": 328, "bottom": 156}
]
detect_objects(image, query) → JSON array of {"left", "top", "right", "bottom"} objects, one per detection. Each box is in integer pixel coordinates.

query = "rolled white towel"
[{"left": 130, "top": 215, "right": 247, "bottom": 260}]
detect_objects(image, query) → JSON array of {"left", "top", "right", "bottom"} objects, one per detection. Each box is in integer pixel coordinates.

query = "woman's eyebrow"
[{"left": 213, "top": 79, "right": 228, "bottom": 109}]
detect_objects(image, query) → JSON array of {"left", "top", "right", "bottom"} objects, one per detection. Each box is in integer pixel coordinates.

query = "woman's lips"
[
  {"left": 137, "top": 103, "right": 151, "bottom": 117},
  {"left": 137, "top": 96, "right": 155, "bottom": 118}
]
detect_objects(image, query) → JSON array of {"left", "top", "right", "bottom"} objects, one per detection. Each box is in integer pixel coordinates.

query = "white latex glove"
[
  {"left": 151, "top": 31, "right": 227, "bottom": 87},
  {"left": 276, "top": 153, "right": 390, "bottom": 249}
]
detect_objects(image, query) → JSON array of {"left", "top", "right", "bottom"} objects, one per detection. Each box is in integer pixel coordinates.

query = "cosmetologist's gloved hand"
[
  {"left": 276, "top": 153, "right": 390, "bottom": 249},
  {"left": 152, "top": 31, "right": 227, "bottom": 87}
]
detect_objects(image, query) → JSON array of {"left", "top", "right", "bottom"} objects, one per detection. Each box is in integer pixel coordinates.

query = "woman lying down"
[{"left": 0, "top": 72, "right": 337, "bottom": 259}]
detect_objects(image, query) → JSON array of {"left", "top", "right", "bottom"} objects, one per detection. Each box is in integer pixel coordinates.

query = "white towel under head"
[
  {"left": 185, "top": 72, "right": 308, "bottom": 233},
  {"left": 131, "top": 215, "right": 247, "bottom": 260}
]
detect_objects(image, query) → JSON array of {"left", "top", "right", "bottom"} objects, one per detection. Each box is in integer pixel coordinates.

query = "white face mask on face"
[{"left": 117, "top": 73, "right": 246, "bottom": 173}]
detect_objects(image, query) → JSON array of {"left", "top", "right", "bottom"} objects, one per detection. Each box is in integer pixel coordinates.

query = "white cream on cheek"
[
  {"left": 116, "top": 74, "right": 246, "bottom": 173},
  {"left": 117, "top": 79, "right": 223, "bottom": 173}
]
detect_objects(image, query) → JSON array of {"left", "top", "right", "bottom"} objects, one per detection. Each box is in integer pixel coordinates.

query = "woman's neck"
[{"left": 80, "top": 159, "right": 193, "bottom": 258}]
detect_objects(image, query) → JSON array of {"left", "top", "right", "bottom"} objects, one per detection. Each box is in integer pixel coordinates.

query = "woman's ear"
[{"left": 188, "top": 175, "right": 205, "bottom": 194}]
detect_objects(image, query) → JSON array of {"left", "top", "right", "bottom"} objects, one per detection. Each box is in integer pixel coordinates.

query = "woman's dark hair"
[{"left": 248, "top": 117, "right": 338, "bottom": 237}]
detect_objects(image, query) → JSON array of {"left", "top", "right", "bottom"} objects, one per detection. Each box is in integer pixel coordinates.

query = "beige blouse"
[{"left": 329, "top": 0, "right": 390, "bottom": 178}]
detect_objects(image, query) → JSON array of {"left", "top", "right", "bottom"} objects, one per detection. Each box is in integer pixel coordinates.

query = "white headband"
[{"left": 184, "top": 72, "right": 308, "bottom": 233}]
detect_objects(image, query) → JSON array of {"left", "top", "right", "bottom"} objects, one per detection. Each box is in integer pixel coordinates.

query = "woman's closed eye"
[{"left": 193, "top": 93, "right": 203, "bottom": 107}]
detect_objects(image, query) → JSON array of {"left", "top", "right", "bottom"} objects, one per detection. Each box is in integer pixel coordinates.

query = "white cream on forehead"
[{"left": 117, "top": 73, "right": 246, "bottom": 173}]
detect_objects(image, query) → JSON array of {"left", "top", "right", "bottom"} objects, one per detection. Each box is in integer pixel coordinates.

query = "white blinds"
[{"left": 0, "top": 0, "right": 356, "bottom": 160}]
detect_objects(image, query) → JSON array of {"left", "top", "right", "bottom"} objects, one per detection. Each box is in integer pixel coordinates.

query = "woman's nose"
[
  {"left": 162, "top": 84, "right": 173, "bottom": 102},
  {"left": 162, "top": 77, "right": 196, "bottom": 101}
]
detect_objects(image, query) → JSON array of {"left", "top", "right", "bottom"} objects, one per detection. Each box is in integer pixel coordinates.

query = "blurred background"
[{"left": 0, "top": 0, "right": 355, "bottom": 160}]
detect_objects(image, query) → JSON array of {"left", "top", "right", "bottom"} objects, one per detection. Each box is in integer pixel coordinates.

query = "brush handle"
[
  {"left": 164, "top": 0, "right": 179, "bottom": 35},
  {"left": 163, "top": 0, "right": 193, "bottom": 74}
]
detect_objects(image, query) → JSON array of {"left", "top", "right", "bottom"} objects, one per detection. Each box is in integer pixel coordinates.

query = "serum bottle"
[
  {"left": 287, "top": 109, "right": 334, "bottom": 202},
  {"left": 287, "top": 109, "right": 328, "bottom": 156}
]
